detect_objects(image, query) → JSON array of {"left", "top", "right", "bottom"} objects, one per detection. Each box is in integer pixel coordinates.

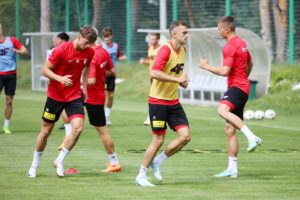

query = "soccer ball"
[
  {"left": 264, "top": 109, "right": 276, "bottom": 119},
  {"left": 244, "top": 110, "right": 255, "bottom": 120},
  {"left": 254, "top": 110, "right": 265, "bottom": 120}
]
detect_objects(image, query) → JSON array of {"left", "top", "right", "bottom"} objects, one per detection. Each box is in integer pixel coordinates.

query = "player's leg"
[
  {"left": 218, "top": 87, "right": 262, "bottom": 152},
  {"left": 86, "top": 103, "right": 121, "bottom": 172},
  {"left": 214, "top": 122, "right": 239, "bottom": 177},
  {"left": 2, "top": 74, "right": 16, "bottom": 134},
  {"left": 54, "top": 98, "right": 84, "bottom": 177},
  {"left": 136, "top": 103, "right": 167, "bottom": 186},
  {"left": 105, "top": 76, "right": 115, "bottom": 125},
  {"left": 136, "top": 133, "right": 165, "bottom": 186},
  {"left": 57, "top": 110, "right": 72, "bottom": 150},
  {"left": 27, "top": 97, "right": 63, "bottom": 178}
]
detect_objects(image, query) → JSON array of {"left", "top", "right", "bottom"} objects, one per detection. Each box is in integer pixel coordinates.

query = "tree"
[
  {"left": 272, "top": 0, "right": 288, "bottom": 62},
  {"left": 259, "top": 0, "right": 273, "bottom": 61},
  {"left": 184, "top": 0, "right": 196, "bottom": 28},
  {"left": 40, "top": 0, "right": 51, "bottom": 59},
  {"left": 92, "top": 0, "right": 101, "bottom": 29}
]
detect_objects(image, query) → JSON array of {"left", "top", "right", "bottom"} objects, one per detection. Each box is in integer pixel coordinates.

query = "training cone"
[{"left": 65, "top": 168, "right": 78, "bottom": 174}]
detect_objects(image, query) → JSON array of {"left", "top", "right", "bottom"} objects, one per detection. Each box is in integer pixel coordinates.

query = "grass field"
[{"left": 0, "top": 88, "right": 299, "bottom": 200}]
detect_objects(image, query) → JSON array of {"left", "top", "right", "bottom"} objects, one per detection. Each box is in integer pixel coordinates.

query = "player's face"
[
  {"left": 218, "top": 23, "right": 229, "bottom": 39},
  {"left": 174, "top": 25, "right": 189, "bottom": 44},
  {"left": 149, "top": 35, "right": 159, "bottom": 46},
  {"left": 103, "top": 35, "right": 113, "bottom": 45},
  {"left": 77, "top": 35, "right": 90, "bottom": 50}
]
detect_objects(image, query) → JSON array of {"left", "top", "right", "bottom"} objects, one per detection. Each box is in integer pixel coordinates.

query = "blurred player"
[
  {"left": 139, "top": 33, "right": 161, "bottom": 125},
  {"left": 0, "top": 23, "right": 28, "bottom": 134},
  {"left": 100, "top": 27, "right": 127, "bottom": 125},
  {"left": 27, "top": 26, "right": 97, "bottom": 178},
  {"left": 135, "top": 21, "right": 190, "bottom": 187},
  {"left": 199, "top": 16, "right": 263, "bottom": 178},
  {"left": 85, "top": 41, "right": 121, "bottom": 172}
]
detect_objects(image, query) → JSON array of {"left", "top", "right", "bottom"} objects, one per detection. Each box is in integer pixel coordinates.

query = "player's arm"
[
  {"left": 198, "top": 57, "right": 231, "bottom": 76},
  {"left": 151, "top": 70, "right": 189, "bottom": 84},
  {"left": 11, "top": 37, "right": 28, "bottom": 55},
  {"left": 116, "top": 43, "right": 127, "bottom": 61},
  {"left": 41, "top": 61, "right": 73, "bottom": 87},
  {"left": 139, "top": 57, "right": 149, "bottom": 65}
]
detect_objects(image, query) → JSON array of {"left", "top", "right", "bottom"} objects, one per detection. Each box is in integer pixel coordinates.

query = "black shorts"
[
  {"left": 85, "top": 103, "right": 106, "bottom": 127},
  {"left": 149, "top": 103, "right": 189, "bottom": 133},
  {"left": 221, "top": 86, "right": 248, "bottom": 120},
  {"left": 42, "top": 97, "right": 84, "bottom": 123},
  {"left": 0, "top": 74, "right": 17, "bottom": 96},
  {"left": 105, "top": 76, "right": 115, "bottom": 91}
]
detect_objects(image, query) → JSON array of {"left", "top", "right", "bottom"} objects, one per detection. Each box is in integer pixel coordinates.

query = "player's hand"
[
  {"left": 60, "top": 75, "right": 73, "bottom": 87},
  {"left": 139, "top": 57, "right": 146, "bottom": 64},
  {"left": 177, "top": 72, "right": 189, "bottom": 84},
  {"left": 179, "top": 81, "right": 189, "bottom": 89},
  {"left": 199, "top": 57, "right": 209, "bottom": 69},
  {"left": 119, "top": 55, "right": 127, "bottom": 61}
]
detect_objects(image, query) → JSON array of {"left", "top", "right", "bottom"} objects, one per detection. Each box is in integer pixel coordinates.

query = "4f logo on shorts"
[
  {"left": 43, "top": 111, "right": 56, "bottom": 121},
  {"left": 152, "top": 120, "right": 165, "bottom": 128}
]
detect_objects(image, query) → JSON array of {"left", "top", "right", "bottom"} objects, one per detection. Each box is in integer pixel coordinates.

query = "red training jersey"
[
  {"left": 47, "top": 41, "right": 95, "bottom": 102},
  {"left": 86, "top": 46, "right": 114, "bottom": 105},
  {"left": 223, "top": 36, "right": 251, "bottom": 95}
]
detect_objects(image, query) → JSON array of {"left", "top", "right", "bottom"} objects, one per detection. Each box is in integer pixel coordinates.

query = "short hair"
[
  {"left": 56, "top": 32, "right": 70, "bottom": 41},
  {"left": 102, "top": 27, "right": 113, "bottom": 37},
  {"left": 79, "top": 25, "right": 98, "bottom": 43},
  {"left": 218, "top": 16, "right": 236, "bottom": 31},
  {"left": 169, "top": 21, "right": 188, "bottom": 37},
  {"left": 150, "top": 33, "right": 160, "bottom": 39}
]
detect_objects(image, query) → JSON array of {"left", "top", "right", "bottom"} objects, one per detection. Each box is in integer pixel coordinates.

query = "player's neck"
[
  {"left": 170, "top": 40, "right": 182, "bottom": 52},
  {"left": 73, "top": 40, "right": 82, "bottom": 51},
  {"left": 153, "top": 43, "right": 160, "bottom": 49},
  {"left": 226, "top": 32, "right": 236, "bottom": 40}
]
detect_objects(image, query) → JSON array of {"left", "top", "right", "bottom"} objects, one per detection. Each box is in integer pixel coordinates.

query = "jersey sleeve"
[
  {"left": 222, "top": 44, "right": 236, "bottom": 67},
  {"left": 47, "top": 46, "right": 63, "bottom": 67},
  {"left": 89, "top": 62, "right": 97, "bottom": 78},
  {"left": 10, "top": 37, "right": 23, "bottom": 49},
  {"left": 105, "top": 51, "right": 114, "bottom": 70},
  {"left": 152, "top": 45, "right": 171, "bottom": 71}
]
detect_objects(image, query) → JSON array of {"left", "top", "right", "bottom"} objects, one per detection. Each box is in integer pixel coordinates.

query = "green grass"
[{"left": 0, "top": 89, "right": 299, "bottom": 200}]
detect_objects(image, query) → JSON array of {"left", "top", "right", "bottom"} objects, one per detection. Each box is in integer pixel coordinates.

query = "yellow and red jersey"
[
  {"left": 147, "top": 45, "right": 161, "bottom": 72},
  {"left": 149, "top": 42, "right": 186, "bottom": 104}
]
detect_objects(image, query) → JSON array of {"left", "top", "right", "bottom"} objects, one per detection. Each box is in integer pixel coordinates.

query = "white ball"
[
  {"left": 244, "top": 110, "right": 255, "bottom": 120},
  {"left": 254, "top": 110, "right": 265, "bottom": 120},
  {"left": 264, "top": 109, "right": 276, "bottom": 119}
]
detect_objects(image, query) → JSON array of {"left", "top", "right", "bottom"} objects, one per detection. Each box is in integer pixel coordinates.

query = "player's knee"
[
  {"left": 72, "top": 126, "right": 83, "bottom": 136},
  {"left": 6, "top": 98, "right": 13, "bottom": 106},
  {"left": 180, "top": 134, "right": 191, "bottom": 145}
]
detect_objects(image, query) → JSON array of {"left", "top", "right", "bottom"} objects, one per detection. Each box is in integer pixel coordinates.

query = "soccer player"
[
  {"left": 199, "top": 16, "right": 263, "bottom": 178},
  {"left": 85, "top": 41, "right": 121, "bottom": 172},
  {"left": 0, "top": 23, "right": 28, "bottom": 134},
  {"left": 27, "top": 26, "right": 97, "bottom": 178},
  {"left": 135, "top": 21, "right": 190, "bottom": 187},
  {"left": 100, "top": 27, "right": 127, "bottom": 125},
  {"left": 139, "top": 33, "right": 161, "bottom": 125}
]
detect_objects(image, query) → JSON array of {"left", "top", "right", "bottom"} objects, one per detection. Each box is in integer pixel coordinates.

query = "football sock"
[
  {"left": 153, "top": 151, "right": 168, "bottom": 165},
  {"left": 108, "top": 153, "right": 119, "bottom": 165},
  {"left": 64, "top": 123, "right": 72, "bottom": 136},
  {"left": 105, "top": 107, "right": 111, "bottom": 117},
  {"left": 3, "top": 119, "right": 10, "bottom": 128},
  {"left": 55, "top": 147, "right": 70, "bottom": 163},
  {"left": 137, "top": 165, "right": 148, "bottom": 178},
  {"left": 31, "top": 151, "right": 43, "bottom": 168},
  {"left": 240, "top": 125, "right": 256, "bottom": 140},
  {"left": 227, "top": 157, "right": 238, "bottom": 173}
]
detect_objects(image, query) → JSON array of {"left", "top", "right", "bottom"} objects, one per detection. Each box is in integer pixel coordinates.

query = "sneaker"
[
  {"left": 150, "top": 162, "right": 163, "bottom": 181},
  {"left": 3, "top": 128, "right": 11, "bottom": 134},
  {"left": 59, "top": 124, "right": 65, "bottom": 130},
  {"left": 57, "top": 136, "right": 66, "bottom": 151},
  {"left": 143, "top": 116, "right": 151, "bottom": 126},
  {"left": 27, "top": 167, "right": 37, "bottom": 178},
  {"left": 100, "top": 164, "right": 122, "bottom": 172},
  {"left": 213, "top": 170, "right": 238, "bottom": 178},
  {"left": 135, "top": 176, "right": 155, "bottom": 187},
  {"left": 247, "top": 137, "right": 263, "bottom": 152},
  {"left": 53, "top": 162, "right": 64, "bottom": 178},
  {"left": 106, "top": 117, "right": 112, "bottom": 126}
]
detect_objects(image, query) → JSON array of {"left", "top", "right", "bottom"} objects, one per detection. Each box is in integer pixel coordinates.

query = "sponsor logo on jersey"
[
  {"left": 242, "top": 48, "right": 248, "bottom": 52},
  {"left": 152, "top": 120, "right": 165, "bottom": 128},
  {"left": 100, "top": 61, "right": 107, "bottom": 68},
  {"left": 68, "top": 60, "right": 73, "bottom": 63}
]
